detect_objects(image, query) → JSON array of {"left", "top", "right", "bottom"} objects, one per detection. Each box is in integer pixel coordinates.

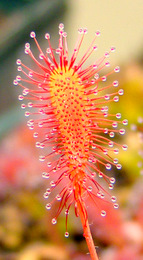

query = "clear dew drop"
[
  {"left": 114, "top": 66, "right": 120, "bottom": 73},
  {"left": 45, "top": 33, "right": 50, "bottom": 39},
  {"left": 103, "top": 149, "right": 108, "bottom": 155},
  {"left": 116, "top": 163, "right": 122, "bottom": 170},
  {"left": 25, "top": 43, "right": 30, "bottom": 50},
  {"left": 29, "top": 125, "right": 34, "bottom": 130},
  {"left": 109, "top": 183, "right": 114, "bottom": 190},
  {"left": 83, "top": 177, "right": 87, "bottom": 184},
  {"left": 50, "top": 181, "right": 56, "bottom": 187},
  {"left": 51, "top": 218, "right": 57, "bottom": 225},
  {"left": 45, "top": 134, "right": 50, "bottom": 140},
  {"left": 17, "top": 66, "right": 22, "bottom": 71},
  {"left": 43, "top": 192, "right": 49, "bottom": 199},
  {"left": 56, "top": 194, "right": 61, "bottom": 201},
  {"left": 13, "top": 79, "right": 18, "bottom": 85},
  {"left": 87, "top": 186, "right": 93, "bottom": 192},
  {"left": 101, "top": 210, "right": 106, "bottom": 217},
  {"left": 83, "top": 28, "right": 88, "bottom": 34},
  {"left": 91, "top": 172, "right": 96, "bottom": 178},
  {"left": 42, "top": 172, "right": 50, "bottom": 179},
  {"left": 63, "top": 32, "right": 67, "bottom": 37},
  {"left": 35, "top": 142, "right": 41, "bottom": 148},
  {"left": 30, "top": 31, "right": 36, "bottom": 38},
  {"left": 21, "top": 104, "right": 26, "bottom": 109},
  {"left": 18, "top": 95, "right": 24, "bottom": 101},
  {"left": 65, "top": 209, "right": 69, "bottom": 215},
  {"left": 104, "top": 51, "right": 109, "bottom": 57},
  {"left": 111, "top": 46, "right": 116, "bottom": 52},
  {"left": 59, "top": 23, "right": 64, "bottom": 30},
  {"left": 25, "top": 111, "right": 30, "bottom": 117},
  {"left": 108, "top": 141, "right": 113, "bottom": 148},
  {"left": 16, "top": 59, "right": 21, "bottom": 65},
  {"left": 114, "top": 148, "right": 119, "bottom": 154},
  {"left": 46, "top": 48, "right": 51, "bottom": 54},
  {"left": 65, "top": 232, "right": 69, "bottom": 238},
  {"left": 47, "top": 162, "right": 52, "bottom": 168},
  {"left": 56, "top": 48, "right": 61, "bottom": 54},
  {"left": 122, "top": 119, "right": 128, "bottom": 126},
  {"left": 91, "top": 79, "right": 96, "bottom": 84},
  {"left": 28, "top": 102, "right": 33, "bottom": 108},
  {"left": 33, "top": 132, "right": 38, "bottom": 138},
  {"left": 94, "top": 72, "right": 99, "bottom": 78},
  {"left": 113, "top": 96, "right": 119, "bottom": 102},
  {"left": 109, "top": 131, "right": 115, "bottom": 138},
  {"left": 111, "top": 196, "right": 117, "bottom": 202},
  {"left": 102, "top": 106, "right": 108, "bottom": 112},
  {"left": 78, "top": 28, "right": 83, "bottom": 34},
  {"left": 118, "top": 89, "right": 124, "bottom": 95},
  {"left": 92, "top": 144, "right": 96, "bottom": 149},
  {"left": 16, "top": 75, "right": 21, "bottom": 81},
  {"left": 25, "top": 48, "right": 30, "bottom": 54},
  {"left": 122, "top": 144, "right": 128, "bottom": 151},
  {"left": 39, "top": 53, "right": 44, "bottom": 59},
  {"left": 52, "top": 167, "right": 57, "bottom": 173},
  {"left": 116, "top": 113, "right": 121, "bottom": 119},
  {"left": 110, "top": 177, "right": 115, "bottom": 184},
  {"left": 23, "top": 88, "right": 29, "bottom": 95},
  {"left": 103, "top": 112, "right": 108, "bottom": 117},
  {"left": 46, "top": 203, "right": 51, "bottom": 210},
  {"left": 104, "top": 94, "right": 110, "bottom": 100},
  {"left": 101, "top": 193, "right": 105, "bottom": 199},
  {"left": 38, "top": 122, "right": 43, "bottom": 128},
  {"left": 113, "top": 80, "right": 119, "bottom": 87},
  {"left": 96, "top": 30, "right": 100, "bottom": 36},
  {"left": 119, "top": 128, "right": 125, "bottom": 135},
  {"left": 114, "top": 203, "right": 119, "bottom": 209},
  {"left": 112, "top": 122, "right": 118, "bottom": 128},
  {"left": 99, "top": 172, "right": 103, "bottom": 178},
  {"left": 27, "top": 119, "right": 34, "bottom": 126},
  {"left": 46, "top": 188, "right": 51, "bottom": 194},
  {"left": 39, "top": 155, "right": 45, "bottom": 162},
  {"left": 97, "top": 191, "right": 101, "bottom": 197},
  {"left": 105, "top": 61, "right": 110, "bottom": 67},
  {"left": 88, "top": 157, "right": 93, "bottom": 163},
  {"left": 104, "top": 128, "right": 108, "bottom": 134},
  {"left": 102, "top": 76, "right": 107, "bottom": 81},
  {"left": 93, "top": 45, "right": 97, "bottom": 51},
  {"left": 113, "top": 158, "right": 118, "bottom": 164},
  {"left": 29, "top": 71, "right": 33, "bottom": 77}
]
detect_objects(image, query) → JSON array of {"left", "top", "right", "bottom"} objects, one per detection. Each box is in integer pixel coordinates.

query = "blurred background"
[{"left": 0, "top": 0, "right": 143, "bottom": 259}]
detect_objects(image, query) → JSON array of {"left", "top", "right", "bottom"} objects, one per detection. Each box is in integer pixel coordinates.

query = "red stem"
[{"left": 76, "top": 196, "right": 99, "bottom": 260}]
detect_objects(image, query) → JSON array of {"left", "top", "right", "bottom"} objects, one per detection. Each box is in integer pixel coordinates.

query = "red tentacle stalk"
[{"left": 74, "top": 186, "right": 99, "bottom": 260}]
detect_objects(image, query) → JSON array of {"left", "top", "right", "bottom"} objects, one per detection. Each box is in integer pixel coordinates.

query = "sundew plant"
[{"left": 14, "top": 24, "right": 128, "bottom": 260}]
